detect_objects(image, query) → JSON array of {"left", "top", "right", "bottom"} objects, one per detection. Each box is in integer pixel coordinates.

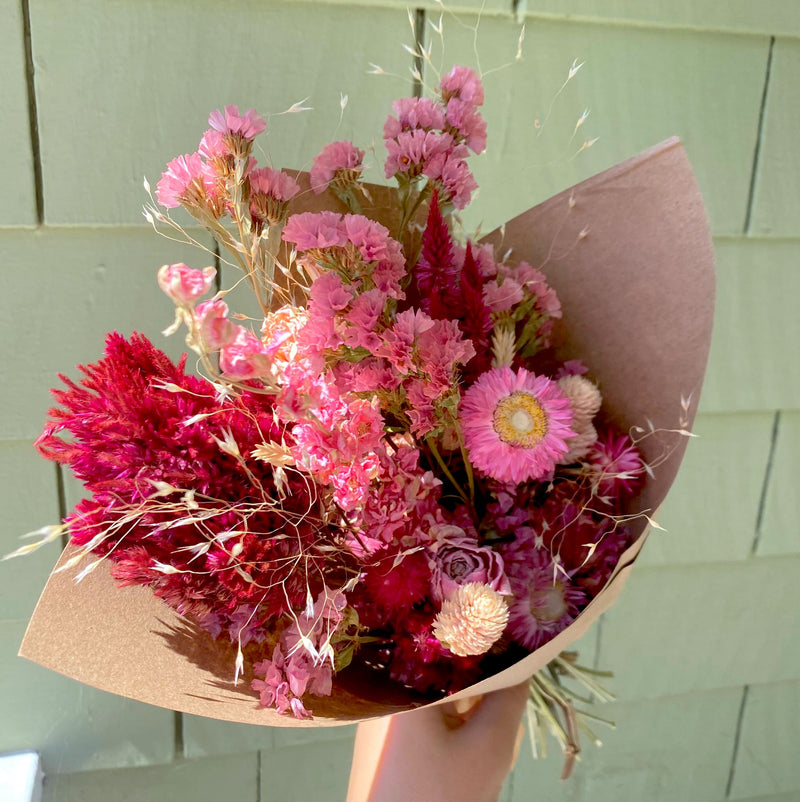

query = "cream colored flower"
[
  {"left": 557, "top": 374, "right": 602, "bottom": 462},
  {"left": 433, "top": 582, "right": 509, "bottom": 657}
]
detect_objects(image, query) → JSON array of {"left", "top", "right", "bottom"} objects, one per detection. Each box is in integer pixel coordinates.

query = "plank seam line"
[
  {"left": 751, "top": 410, "right": 781, "bottom": 555},
  {"left": 412, "top": 8, "right": 426, "bottom": 99},
  {"left": 592, "top": 613, "right": 603, "bottom": 671},
  {"left": 725, "top": 684, "right": 749, "bottom": 798},
  {"left": 213, "top": 240, "right": 222, "bottom": 293},
  {"left": 744, "top": 37, "right": 775, "bottom": 235},
  {"left": 21, "top": 0, "right": 44, "bottom": 225},
  {"left": 174, "top": 710, "right": 185, "bottom": 760},
  {"left": 257, "top": 751, "right": 262, "bottom": 802}
]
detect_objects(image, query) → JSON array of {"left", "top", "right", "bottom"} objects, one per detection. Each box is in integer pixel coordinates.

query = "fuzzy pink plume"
[
  {"left": 460, "top": 367, "right": 575, "bottom": 484},
  {"left": 35, "top": 333, "right": 327, "bottom": 627}
]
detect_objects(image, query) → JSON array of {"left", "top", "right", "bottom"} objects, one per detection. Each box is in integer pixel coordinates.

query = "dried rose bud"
[{"left": 157, "top": 263, "right": 215, "bottom": 306}]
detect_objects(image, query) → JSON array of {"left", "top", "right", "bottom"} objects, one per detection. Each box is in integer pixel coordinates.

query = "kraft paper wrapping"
[{"left": 20, "top": 138, "right": 715, "bottom": 726}]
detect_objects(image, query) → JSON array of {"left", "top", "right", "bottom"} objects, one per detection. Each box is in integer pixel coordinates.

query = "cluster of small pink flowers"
[{"left": 382, "top": 66, "right": 486, "bottom": 209}]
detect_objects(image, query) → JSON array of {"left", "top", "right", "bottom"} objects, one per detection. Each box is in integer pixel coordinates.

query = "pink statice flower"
[
  {"left": 460, "top": 367, "right": 575, "bottom": 484},
  {"left": 384, "top": 129, "right": 454, "bottom": 180},
  {"left": 282, "top": 210, "right": 346, "bottom": 251},
  {"left": 156, "top": 153, "right": 216, "bottom": 210},
  {"left": 556, "top": 359, "right": 589, "bottom": 379},
  {"left": 439, "top": 66, "right": 485, "bottom": 106},
  {"left": 157, "top": 263, "right": 216, "bottom": 306},
  {"left": 444, "top": 98, "right": 487, "bottom": 154},
  {"left": 505, "top": 549, "right": 587, "bottom": 650},
  {"left": 383, "top": 97, "right": 446, "bottom": 139},
  {"left": 194, "top": 299, "right": 236, "bottom": 350},
  {"left": 310, "top": 141, "right": 365, "bottom": 194},
  {"left": 208, "top": 104, "right": 266, "bottom": 140},
  {"left": 249, "top": 167, "right": 300, "bottom": 228}
]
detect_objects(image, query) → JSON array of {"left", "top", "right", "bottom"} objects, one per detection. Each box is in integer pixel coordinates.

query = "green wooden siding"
[{"left": 1, "top": 2, "right": 798, "bottom": 800}]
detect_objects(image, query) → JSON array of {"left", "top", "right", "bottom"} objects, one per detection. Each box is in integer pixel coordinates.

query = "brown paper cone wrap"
[{"left": 20, "top": 138, "right": 715, "bottom": 726}]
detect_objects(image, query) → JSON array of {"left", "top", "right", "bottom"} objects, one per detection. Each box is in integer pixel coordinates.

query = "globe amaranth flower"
[
  {"left": 459, "top": 367, "right": 575, "bottom": 484},
  {"left": 433, "top": 582, "right": 509, "bottom": 657}
]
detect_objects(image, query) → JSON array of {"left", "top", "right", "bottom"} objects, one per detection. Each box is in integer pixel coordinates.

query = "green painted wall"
[{"left": 1, "top": 1, "right": 797, "bottom": 800}]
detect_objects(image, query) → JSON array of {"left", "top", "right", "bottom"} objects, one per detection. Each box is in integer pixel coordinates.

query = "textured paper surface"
[{"left": 20, "top": 138, "right": 715, "bottom": 725}]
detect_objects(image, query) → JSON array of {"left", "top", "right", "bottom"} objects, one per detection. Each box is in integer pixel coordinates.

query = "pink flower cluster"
[{"left": 383, "top": 66, "right": 486, "bottom": 208}]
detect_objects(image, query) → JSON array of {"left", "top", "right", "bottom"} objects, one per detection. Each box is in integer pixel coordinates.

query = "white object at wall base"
[{"left": 0, "top": 752, "right": 43, "bottom": 802}]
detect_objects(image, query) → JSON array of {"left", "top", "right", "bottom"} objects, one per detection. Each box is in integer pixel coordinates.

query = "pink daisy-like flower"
[
  {"left": 506, "top": 550, "right": 587, "bottom": 650},
  {"left": 460, "top": 367, "right": 575, "bottom": 484}
]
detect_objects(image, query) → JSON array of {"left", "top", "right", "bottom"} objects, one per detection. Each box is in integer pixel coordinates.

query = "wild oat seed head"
[{"left": 433, "top": 582, "right": 509, "bottom": 657}]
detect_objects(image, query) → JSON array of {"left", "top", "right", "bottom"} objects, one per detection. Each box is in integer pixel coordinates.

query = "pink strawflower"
[
  {"left": 439, "top": 66, "right": 485, "bottom": 106},
  {"left": 310, "top": 141, "right": 365, "bottom": 194},
  {"left": 588, "top": 431, "right": 643, "bottom": 496},
  {"left": 156, "top": 153, "right": 215, "bottom": 210},
  {"left": 208, "top": 105, "right": 266, "bottom": 140},
  {"left": 194, "top": 300, "right": 236, "bottom": 350},
  {"left": 460, "top": 367, "right": 575, "bottom": 484},
  {"left": 219, "top": 327, "right": 273, "bottom": 380},
  {"left": 157, "top": 263, "right": 216, "bottom": 306},
  {"left": 506, "top": 550, "right": 587, "bottom": 650}
]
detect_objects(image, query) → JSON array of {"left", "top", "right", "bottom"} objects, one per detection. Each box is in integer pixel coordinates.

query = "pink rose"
[
  {"left": 157, "top": 263, "right": 215, "bottom": 306},
  {"left": 430, "top": 527, "right": 511, "bottom": 601}
]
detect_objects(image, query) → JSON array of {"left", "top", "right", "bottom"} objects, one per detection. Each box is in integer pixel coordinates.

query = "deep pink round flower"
[
  {"left": 588, "top": 431, "right": 643, "bottom": 495},
  {"left": 506, "top": 550, "right": 587, "bottom": 650},
  {"left": 460, "top": 367, "right": 575, "bottom": 484}
]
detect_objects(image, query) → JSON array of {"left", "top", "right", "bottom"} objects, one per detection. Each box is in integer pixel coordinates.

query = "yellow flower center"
[{"left": 493, "top": 391, "right": 548, "bottom": 448}]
